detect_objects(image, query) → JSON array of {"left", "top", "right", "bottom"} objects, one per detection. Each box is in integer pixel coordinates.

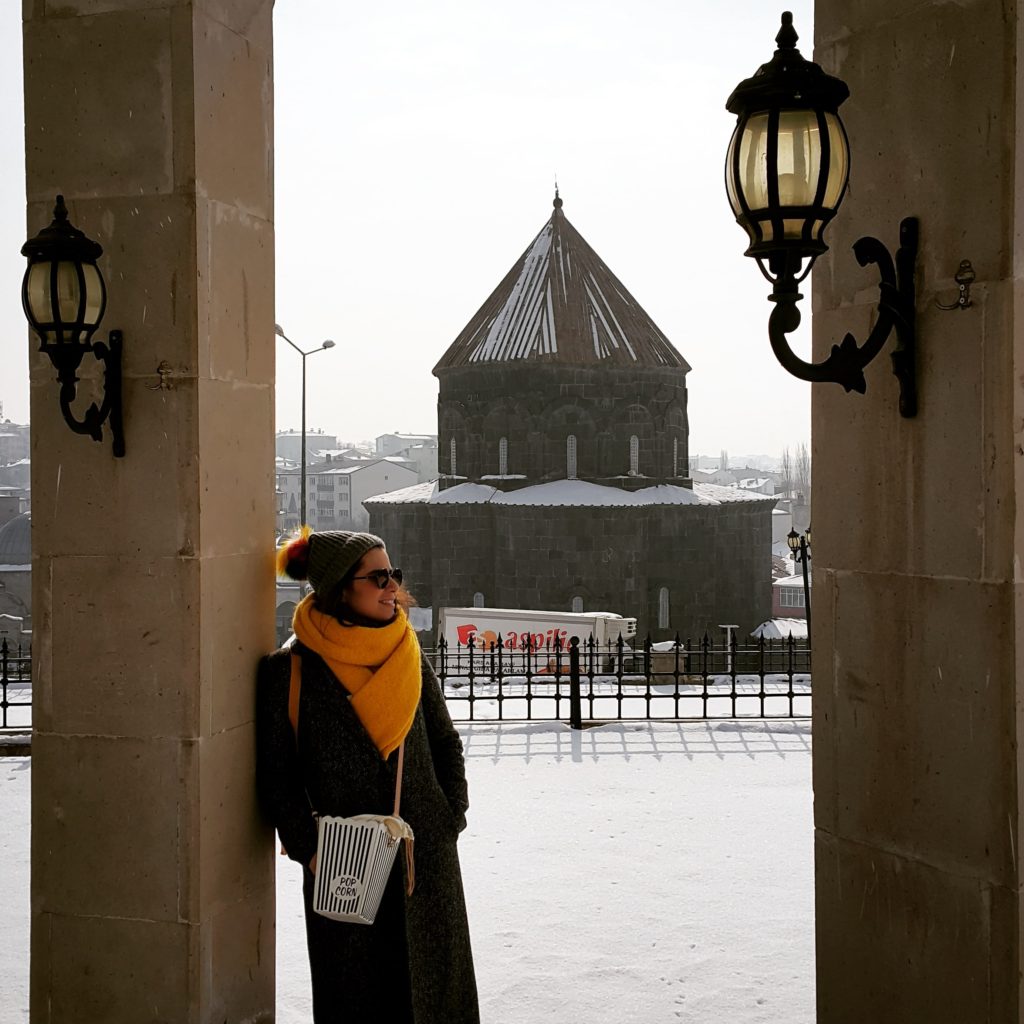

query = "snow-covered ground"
[{"left": 1, "top": 720, "right": 814, "bottom": 1024}]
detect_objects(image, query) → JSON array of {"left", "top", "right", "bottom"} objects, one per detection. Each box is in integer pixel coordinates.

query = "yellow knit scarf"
[{"left": 292, "top": 595, "right": 422, "bottom": 759}]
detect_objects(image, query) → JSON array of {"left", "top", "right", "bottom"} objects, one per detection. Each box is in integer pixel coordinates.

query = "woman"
[{"left": 257, "top": 528, "right": 479, "bottom": 1023}]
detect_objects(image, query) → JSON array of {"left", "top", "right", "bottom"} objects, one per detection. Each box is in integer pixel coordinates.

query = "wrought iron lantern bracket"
[
  {"left": 52, "top": 330, "right": 125, "bottom": 455},
  {"left": 767, "top": 217, "right": 919, "bottom": 416}
]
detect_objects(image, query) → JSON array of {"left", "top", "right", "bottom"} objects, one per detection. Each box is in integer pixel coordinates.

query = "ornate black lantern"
[
  {"left": 726, "top": 12, "right": 919, "bottom": 416},
  {"left": 787, "top": 525, "right": 812, "bottom": 633},
  {"left": 786, "top": 527, "right": 801, "bottom": 557},
  {"left": 21, "top": 195, "right": 125, "bottom": 456}
]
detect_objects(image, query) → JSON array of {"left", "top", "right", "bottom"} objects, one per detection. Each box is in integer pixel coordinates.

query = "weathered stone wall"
[
  {"left": 436, "top": 364, "right": 690, "bottom": 484},
  {"left": 370, "top": 499, "right": 773, "bottom": 641},
  {"left": 812, "top": 0, "right": 1022, "bottom": 1018}
]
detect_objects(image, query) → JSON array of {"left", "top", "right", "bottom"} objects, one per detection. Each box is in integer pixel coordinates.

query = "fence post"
[
  {"left": 569, "top": 636, "right": 582, "bottom": 730},
  {"left": 0, "top": 638, "right": 6, "bottom": 729}
]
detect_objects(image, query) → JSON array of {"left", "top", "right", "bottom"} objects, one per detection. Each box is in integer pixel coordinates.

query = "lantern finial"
[{"left": 776, "top": 12, "right": 798, "bottom": 51}]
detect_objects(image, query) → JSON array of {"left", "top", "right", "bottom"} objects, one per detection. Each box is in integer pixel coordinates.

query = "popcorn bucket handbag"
[{"left": 288, "top": 653, "right": 415, "bottom": 925}]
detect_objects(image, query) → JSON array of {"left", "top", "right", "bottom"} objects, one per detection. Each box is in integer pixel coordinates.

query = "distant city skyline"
[{"left": 0, "top": 1, "right": 815, "bottom": 456}]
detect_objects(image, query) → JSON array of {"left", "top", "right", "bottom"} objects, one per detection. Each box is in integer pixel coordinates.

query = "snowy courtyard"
[{"left": 0, "top": 720, "right": 814, "bottom": 1024}]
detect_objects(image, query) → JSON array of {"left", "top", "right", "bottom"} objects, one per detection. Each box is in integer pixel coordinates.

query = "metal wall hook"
[
  {"left": 147, "top": 361, "right": 175, "bottom": 391},
  {"left": 935, "top": 259, "right": 975, "bottom": 310}
]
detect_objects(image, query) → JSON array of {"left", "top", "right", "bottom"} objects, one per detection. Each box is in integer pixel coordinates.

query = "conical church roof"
[{"left": 434, "top": 194, "right": 690, "bottom": 372}]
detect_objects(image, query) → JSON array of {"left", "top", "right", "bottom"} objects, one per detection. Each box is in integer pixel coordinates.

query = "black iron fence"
[
  {"left": 0, "top": 633, "right": 812, "bottom": 733},
  {"left": 431, "top": 633, "right": 811, "bottom": 725},
  {"left": 1, "top": 639, "right": 31, "bottom": 731}
]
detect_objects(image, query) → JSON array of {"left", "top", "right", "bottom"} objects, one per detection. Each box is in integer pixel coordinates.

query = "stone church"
[{"left": 367, "top": 194, "right": 774, "bottom": 640}]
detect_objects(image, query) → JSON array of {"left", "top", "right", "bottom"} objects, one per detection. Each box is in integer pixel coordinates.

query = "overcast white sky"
[{"left": 0, "top": 1, "right": 814, "bottom": 458}]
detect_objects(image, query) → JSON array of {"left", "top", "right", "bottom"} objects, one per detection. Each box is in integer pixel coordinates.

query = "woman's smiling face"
[{"left": 343, "top": 547, "right": 399, "bottom": 623}]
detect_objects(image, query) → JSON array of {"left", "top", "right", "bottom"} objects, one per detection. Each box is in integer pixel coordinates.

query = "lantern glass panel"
[
  {"left": 822, "top": 113, "right": 849, "bottom": 208},
  {"left": 725, "top": 128, "right": 742, "bottom": 216},
  {"left": 55, "top": 261, "right": 82, "bottom": 323},
  {"left": 735, "top": 110, "right": 824, "bottom": 215},
  {"left": 81, "top": 262, "right": 104, "bottom": 324},
  {"left": 738, "top": 117, "right": 766, "bottom": 209},
  {"left": 775, "top": 109, "right": 821, "bottom": 208},
  {"left": 25, "top": 262, "right": 51, "bottom": 327}
]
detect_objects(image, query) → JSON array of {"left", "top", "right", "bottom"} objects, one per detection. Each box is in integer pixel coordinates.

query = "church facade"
[{"left": 368, "top": 195, "right": 774, "bottom": 641}]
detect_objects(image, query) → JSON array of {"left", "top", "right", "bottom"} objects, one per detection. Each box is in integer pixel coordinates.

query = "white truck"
[{"left": 438, "top": 607, "right": 637, "bottom": 652}]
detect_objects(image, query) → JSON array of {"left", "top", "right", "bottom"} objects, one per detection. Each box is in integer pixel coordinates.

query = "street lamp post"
[
  {"left": 275, "top": 324, "right": 335, "bottom": 528},
  {"left": 786, "top": 526, "right": 812, "bottom": 639}
]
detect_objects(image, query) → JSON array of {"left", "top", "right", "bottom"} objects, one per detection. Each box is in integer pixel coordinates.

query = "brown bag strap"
[{"left": 393, "top": 740, "right": 404, "bottom": 816}]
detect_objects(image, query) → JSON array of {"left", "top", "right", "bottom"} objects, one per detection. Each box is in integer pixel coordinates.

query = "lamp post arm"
[
  {"left": 275, "top": 329, "right": 335, "bottom": 530},
  {"left": 282, "top": 335, "right": 304, "bottom": 357}
]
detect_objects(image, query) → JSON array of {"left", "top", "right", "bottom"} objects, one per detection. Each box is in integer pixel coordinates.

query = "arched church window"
[
  {"left": 629, "top": 435, "right": 640, "bottom": 475},
  {"left": 567, "top": 434, "right": 578, "bottom": 480},
  {"left": 499, "top": 436, "right": 508, "bottom": 476},
  {"left": 450, "top": 437, "right": 457, "bottom": 476},
  {"left": 673, "top": 438, "right": 679, "bottom": 477},
  {"left": 571, "top": 596, "right": 584, "bottom": 613},
  {"left": 473, "top": 592, "right": 485, "bottom": 608},
  {"left": 658, "top": 587, "right": 670, "bottom": 629}
]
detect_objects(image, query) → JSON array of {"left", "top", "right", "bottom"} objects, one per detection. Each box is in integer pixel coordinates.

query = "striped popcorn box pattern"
[{"left": 312, "top": 814, "right": 411, "bottom": 924}]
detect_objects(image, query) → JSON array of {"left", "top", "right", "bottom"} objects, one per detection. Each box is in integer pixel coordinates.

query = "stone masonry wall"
[
  {"left": 436, "top": 364, "right": 690, "bottom": 485},
  {"left": 369, "top": 499, "right": 773, "bottom": 641}
]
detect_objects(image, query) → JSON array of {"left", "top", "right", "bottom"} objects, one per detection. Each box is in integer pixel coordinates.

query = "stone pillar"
[
  {"left": 24, "top": 3, "right": 276, "bottom": 1021},
  {"left": 813, "top": 0, "right": 1021, "bottom": 1019}
]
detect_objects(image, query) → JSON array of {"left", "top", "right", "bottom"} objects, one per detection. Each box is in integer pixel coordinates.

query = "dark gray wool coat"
[{"left": 256, "top": 642, "right": 480, "bottom": 1024}]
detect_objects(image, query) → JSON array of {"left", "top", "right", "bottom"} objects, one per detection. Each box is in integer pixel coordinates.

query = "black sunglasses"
[{"left": 350, "top": 567, "right": 403, "bottom": 589}]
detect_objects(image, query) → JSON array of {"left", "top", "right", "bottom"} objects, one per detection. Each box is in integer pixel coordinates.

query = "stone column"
[
  {"left": 813, "top": 0, "right": 1022, "bottom": 1018},
  {"left": 23, "top": 2, "right": 276, "bottom": 1021}
]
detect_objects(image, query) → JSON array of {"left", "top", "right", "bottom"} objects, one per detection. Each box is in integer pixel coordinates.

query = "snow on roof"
[
  {"left": 363, "top": 481, "right": 438, "bottom": 504},
  {"left": 751, "top": 618, "right": 808, "bottom": 640},
  {"left": 365, "top": 479, "right": 774, "bottom": 508},
  {"left": 774, "top": 574, "right": 809, "bottom": 588},
  {"left": 311, "top": 459, "right": 419, "bottom": 477},
  {"left": 434, "top": 195, "right": 689, "bottom": 372},
  {"left": 433, "top": 483, "right": 499, "bottom": 504},
  {"left": 689, "top": 482, "right": 775, "bottom": 505}
]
